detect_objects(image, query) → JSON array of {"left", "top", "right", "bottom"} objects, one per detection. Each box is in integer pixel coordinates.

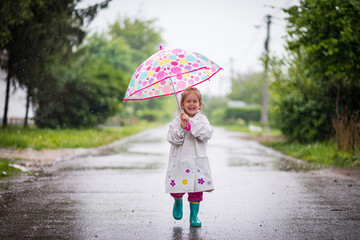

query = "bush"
[
  {"left": 34, "top": 53, "right": 126, "bottom": 129},
  {"left": 224, "top": 106, "right": 261, "bottom": 123},
  {"left": 209, "top": 108, "right": 226, "bottom": 125},
  {"left": 36, "top": 79, "right": 116, "bottom": 128},
  {"left": 139, "top": 110, "right": 157, "bottom": 122},
  {"left": 138, "top": 109, "right": 172, "bottom": 123},
  {"left": 276, "top": 96, "right": 333, "bottom": 143}
]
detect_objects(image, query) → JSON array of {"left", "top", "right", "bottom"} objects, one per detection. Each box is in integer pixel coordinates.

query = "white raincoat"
[{"left": 165, "top": 111, "right": 214, "bottom": 193}]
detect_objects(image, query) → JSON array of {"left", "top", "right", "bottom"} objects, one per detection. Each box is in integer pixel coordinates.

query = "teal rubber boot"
[
  {"left": 189, "top": 201, "right": 201, "bottom": 227},
  {"left": 173, "top": 198, "right": 183, "bottom": 220}
]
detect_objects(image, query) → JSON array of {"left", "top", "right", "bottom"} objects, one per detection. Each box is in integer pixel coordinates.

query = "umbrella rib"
[
  {"left": 169, "top": 77, "right": 182, "bottom": 112},
  {"left": 163, "top": 59, "right": 182, "bottom": 113}
]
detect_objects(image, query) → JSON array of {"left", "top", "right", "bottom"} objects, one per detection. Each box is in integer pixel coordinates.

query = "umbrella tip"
[{"left": 160, "top": 45, "right": 163, "bottom": 50}]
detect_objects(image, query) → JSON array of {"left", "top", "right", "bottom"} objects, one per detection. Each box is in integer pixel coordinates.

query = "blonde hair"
[{"left": 180, "top": 87, "right": 205, "bottom": 111}]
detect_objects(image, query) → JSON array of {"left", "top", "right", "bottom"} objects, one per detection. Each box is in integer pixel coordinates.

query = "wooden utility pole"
[{"left": 261, "top": 15, "right": 271, "bottom": 126}]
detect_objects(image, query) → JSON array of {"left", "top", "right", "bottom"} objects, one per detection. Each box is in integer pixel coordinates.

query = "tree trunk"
[
  {"left": 24, "top": 87, "right": 30, "bottom": 128},
  {"left": 335, "top": 84, "right": 341, "bottom": 121},
  {"left": 334, "top": 84, "right": 341, "bottom": 149},
  {"left": 353, "top": 110, "right": 359, "bottom": 154},
  {"left": 2, "top": 72, "right": 11, "bottom": 128}
]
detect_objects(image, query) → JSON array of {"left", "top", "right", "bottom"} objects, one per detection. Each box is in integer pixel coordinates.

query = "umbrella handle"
[
  {"left": 174, "top": 93, "right": 182, "bottom": 113},
  {"left": 169, "top": 77, "right": 182, "bottom": 113}
]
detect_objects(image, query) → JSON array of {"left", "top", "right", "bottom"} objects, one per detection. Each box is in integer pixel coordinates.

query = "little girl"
[{"left": 165, "top": 87, "right": 214, "bottom": 227}]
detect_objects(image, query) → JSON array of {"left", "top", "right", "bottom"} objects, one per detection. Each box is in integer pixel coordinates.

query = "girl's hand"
[
  {"left": 181, "top": 120, "right": 188, "bottom": 129},
  {"left": 180, "top": 113, "right": 189, "bottom": 122}
]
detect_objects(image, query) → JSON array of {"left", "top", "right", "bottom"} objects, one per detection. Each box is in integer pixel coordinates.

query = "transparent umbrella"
[{"left": 123, "top": 46, "right": 223, "bottom": 111}]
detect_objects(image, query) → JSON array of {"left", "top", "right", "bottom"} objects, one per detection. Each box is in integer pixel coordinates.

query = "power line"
[
  {"left": 218, "top": 0, "right": 296, "bottom": 74},
  {"left": 237, "top": 25, "right": 263, "bottom": 60}
]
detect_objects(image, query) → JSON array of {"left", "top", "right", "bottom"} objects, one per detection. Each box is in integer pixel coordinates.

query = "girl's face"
[{"left": 182, "top": 92, "right": 201, "bottom": 117}]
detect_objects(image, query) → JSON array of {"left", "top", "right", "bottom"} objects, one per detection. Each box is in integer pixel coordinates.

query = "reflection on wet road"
[{"left": 0, "top": 126, "right": 359, "bottom": 239}]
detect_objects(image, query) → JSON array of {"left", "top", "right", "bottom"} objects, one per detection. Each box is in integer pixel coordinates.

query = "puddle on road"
[
  {"left": 274, "top": 158, "right": 324, "bottom": 172},
  {"left": 60, "top": 162, "right": 162, "bottom": 172},
  {"left": 228, "top": 155, "right": 324, "bottom": 172},
  {"left": 99, "top": 138, "right": 166, "bottom": 157},
  {"left": 223, "top": 137, "right": 325, "bottom": 172},
  {"left": 228, "top": 155, "right": 275, "bottom": 168}
]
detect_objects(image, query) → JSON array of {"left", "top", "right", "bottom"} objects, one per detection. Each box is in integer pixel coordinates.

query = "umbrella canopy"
[{"left": 123, "top": 47, "right": 223, "bottom": 109}]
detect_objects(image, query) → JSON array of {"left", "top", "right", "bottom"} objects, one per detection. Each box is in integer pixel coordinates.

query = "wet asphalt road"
[{"left": 0, "top": 126, "right": 360, "bottom": 239}]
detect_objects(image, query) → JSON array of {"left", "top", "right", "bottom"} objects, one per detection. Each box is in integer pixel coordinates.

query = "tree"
[
  {"left": 275, "top": 0, "right": 360, "bottom": 147},
  {"left": 0, "top": 0, "right": 35, "bottom": 47},
  {"left": 35, "top": 51, "right": 126, "bottom": 128},
  {"left": 1, "top": 0, "right": 110, "bottom": 127},
  {"left": 0, "top": 0, "right": 37, "bottom": 128},
  {"left": 87, "top": 17, "right": 164, "bottom": 113},
  {"left": 86, "top": 33, "right": 138, "bottom": 76},
  {"left": 87, "top": 16, "right": 163, "bottom": 74},
  {"left": 228, "top": 72, "right": 264, "bottom": 105},
  {"left": 35, "top": 16, "right": 164, "bottom": 128},
  {"left": 108, "top": 17, "right": 163, "bottom": 62}
]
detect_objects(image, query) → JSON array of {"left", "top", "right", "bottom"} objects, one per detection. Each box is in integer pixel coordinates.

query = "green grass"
[
  {"left": 0, "top": 122, "right": 160, "bottom": 150},
  {"left": 262, "top": 140, "right": 359, "bottom": 168},
  {"left": 220, "top": 123, "right": 359, "bottom": 168},
  {"left": 0, "top": 159, "right": 22, "bottom": 179},
  {"left": 0, "top": 122, "right": 160, "bottom": 180}
]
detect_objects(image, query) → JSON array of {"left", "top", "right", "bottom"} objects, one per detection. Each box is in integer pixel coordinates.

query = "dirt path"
[
  {"left": 1, "top": 148, "right": 77, "bottom": 163},
  {"left": 0, "top": 148, "right": 89, "bottom": 169}
]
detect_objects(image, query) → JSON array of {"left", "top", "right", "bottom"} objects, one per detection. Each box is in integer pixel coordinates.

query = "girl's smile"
[{"left": 182, "top": 92, "right": 200, "bottom": 117}]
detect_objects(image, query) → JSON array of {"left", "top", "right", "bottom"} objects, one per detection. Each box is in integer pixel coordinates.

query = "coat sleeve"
[
  {"left": 167, "top": 117, "right": 185, "bottom": 146},
  {"left": 189, "top": 114, "right": 213, "bottom": 143}
]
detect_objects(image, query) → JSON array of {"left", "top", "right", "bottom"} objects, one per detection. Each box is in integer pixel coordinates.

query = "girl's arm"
[
  {"left": 189, "top": 114, "right": 213, "bottom": 142},
  {"left": 167, "top": 117, "right": 185, "bottom": 146}
]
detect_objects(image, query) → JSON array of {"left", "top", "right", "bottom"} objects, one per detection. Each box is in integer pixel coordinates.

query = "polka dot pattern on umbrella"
[{"left": 124, "top": 48, "right": 223, "bottom": 101}]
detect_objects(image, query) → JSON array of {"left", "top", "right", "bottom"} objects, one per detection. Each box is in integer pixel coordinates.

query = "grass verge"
[
  {"left": 0, "top": 122, "right": 160, "bottom": 179},
  {"left": 220, "top": 124, "right": 359, "bottom": 168},
  {"left": 0, "top": 122, "right": 160, "bottom": 150},
  {"left": 262, "top": 140, "right": 359, "bottom": 168},
  {"left": 0, "top": 159, "right": 22, "bottom": 179}
]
